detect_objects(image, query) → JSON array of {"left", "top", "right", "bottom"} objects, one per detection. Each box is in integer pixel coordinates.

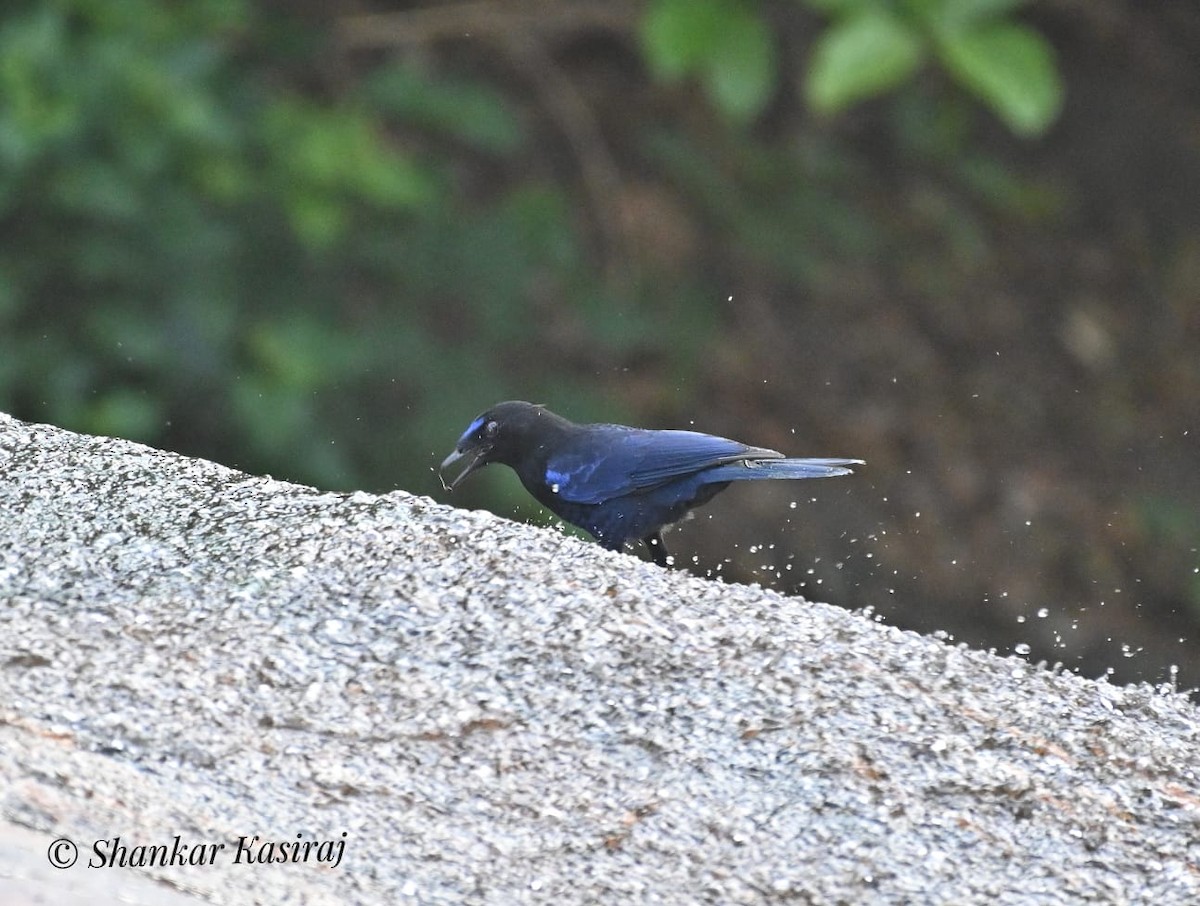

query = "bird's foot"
[{"left": 643, "top": 533, "right": 673, "bottom": 568}]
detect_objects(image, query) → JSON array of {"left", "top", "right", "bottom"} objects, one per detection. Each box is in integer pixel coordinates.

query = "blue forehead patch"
[{"left": 457, "top": 415, "right": 488, "bottom": 446}]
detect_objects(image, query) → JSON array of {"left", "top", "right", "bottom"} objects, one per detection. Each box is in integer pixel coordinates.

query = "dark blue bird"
[{"left": 440, "top": 401, "right": 862, "bottom": 566}]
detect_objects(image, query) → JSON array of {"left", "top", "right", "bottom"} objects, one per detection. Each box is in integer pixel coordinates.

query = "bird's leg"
[{"left": 643, "top": 532, "right": 671, "bottom": 567}]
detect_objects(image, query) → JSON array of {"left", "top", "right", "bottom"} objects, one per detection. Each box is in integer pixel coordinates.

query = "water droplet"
[{"left": 1014, "top": 643, "right": 1031, "bottom": 655}]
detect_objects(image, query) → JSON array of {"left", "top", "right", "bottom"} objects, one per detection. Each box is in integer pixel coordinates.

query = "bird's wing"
[{"left": 546, "top": 427, "right": 780, "bottom": 505}]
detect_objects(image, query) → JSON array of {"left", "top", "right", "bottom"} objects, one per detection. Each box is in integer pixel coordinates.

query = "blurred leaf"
[
  {"left": 246, "top": 320, "right": 344, "bottom": 391},
  {"left": 641, "top": 0, "right": 775, "bottom": 122},
  {"left": 804, "top": 0, "right": 1061, "bottom": 138},
  {"left": 936, "top": 21, "right": 1062, "bottom": 136},
  {"left": 283, "top": 190, "right": 347, "bottom": 249},
  {"left": 0, "top": 7, "right": 83, "bottom": 166},
  {"left": 84, "top": 387, "right": 163, "bottom": 441},
  {"left": 806, "top": 9, "right": 924, "bottom": 113},
  {"left": 262, "top": 100, "right": 436, "bottom": 246},
  {"left": 230, "top": 373, "right": 313, "bottom": 457},
  {"left": 921, "top": 0, "right": 1033, "bottom": 31},
  {"left": 802, "top": 0, "right": 879, "bottom": 14},
  {"left": 641, "top": 0, "right": 725, "bottom": 79},
  {"left": 191, "top": 154, "right": 250, "bottom": 201},
  {"left": 705, "top": 5, "right": 776, "bottom": 122},
  {"left": 889, "top": 85, "right": 972, "bottom": 160},
  {"left": 364, "top": 65, "right": 524, "bottom": 154},
  {"left": 956, "top": 154, "right": 1065, "bottom": 220},
  {"left": 49, "top": 160, "right": 143, "bottom": 220},
  {"left": 86, "top": 310, "right": 170, "bottom": 369}
]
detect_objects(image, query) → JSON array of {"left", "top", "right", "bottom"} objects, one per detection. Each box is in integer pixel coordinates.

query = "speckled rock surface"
[{"left": 1, "top": 411, "right": 1198, "bottom": 905}]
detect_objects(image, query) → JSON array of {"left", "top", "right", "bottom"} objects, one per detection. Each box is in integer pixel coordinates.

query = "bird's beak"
[{"left": 439, "top": 447, "right": 484, "bottom": 491}]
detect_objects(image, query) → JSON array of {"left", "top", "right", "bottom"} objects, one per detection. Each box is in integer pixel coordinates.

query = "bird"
[{"left": 439, "top": 401, "right": 862, "bottom": 567}]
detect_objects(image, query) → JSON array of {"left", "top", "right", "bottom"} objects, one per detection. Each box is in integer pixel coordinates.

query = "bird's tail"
[{"left": 703, "top": 457, "right": 864, "bottom": 482}]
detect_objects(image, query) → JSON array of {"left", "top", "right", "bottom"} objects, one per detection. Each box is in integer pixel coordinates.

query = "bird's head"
[{"left": 439, "top": 401, "right": 551, "bottom": 491}]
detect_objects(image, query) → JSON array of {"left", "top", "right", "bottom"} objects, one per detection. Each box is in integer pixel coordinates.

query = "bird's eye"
[{"left": 484, "top": 420, "right": 499, "bottom": 438}]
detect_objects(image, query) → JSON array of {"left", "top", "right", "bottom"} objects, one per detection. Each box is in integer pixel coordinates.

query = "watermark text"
[{"left": 47, "top": 833, "right": 348, "bottom": 871}]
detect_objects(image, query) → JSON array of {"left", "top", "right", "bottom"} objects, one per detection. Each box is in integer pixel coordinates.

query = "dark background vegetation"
[{"left": 2, "top": 0, "right": 1197, "bottom": 694}]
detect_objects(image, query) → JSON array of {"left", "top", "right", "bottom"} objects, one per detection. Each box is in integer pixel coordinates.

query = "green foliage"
[
  {"left": 362, "top": 64, "right": 524, "bottom": 154},
  {"left": 638, "top": 0, "right": 1064, "bottom": 135},
  {"left": 0, "top": 0, "right": 435, "bottom": 484},
  {"left": 640, "top": 0, "right": 777, "bottom": 123},
  {"left": 261, "top": 99, "right": 436, "bottom": 247},
  {"left": 0, "top": 0, "right": 717, "bottom": 500},
  {"left": 0, "top": 0, "right": 1063, "bottom": 516},
  {"left": 806, "top": 8, "right": 923, "bottom": 113},
  {"left": 889, "top": 89, "right": 1065, "bottom": 222},
  {"left": 935, "top": 20, "right": 1061, "bottom": 136},
  {"left": 638, "top": 0, "right": 1070, "bottom": 136},
  {"left": 804, "top": 0, "right": 1063, "bottom": 136}
]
